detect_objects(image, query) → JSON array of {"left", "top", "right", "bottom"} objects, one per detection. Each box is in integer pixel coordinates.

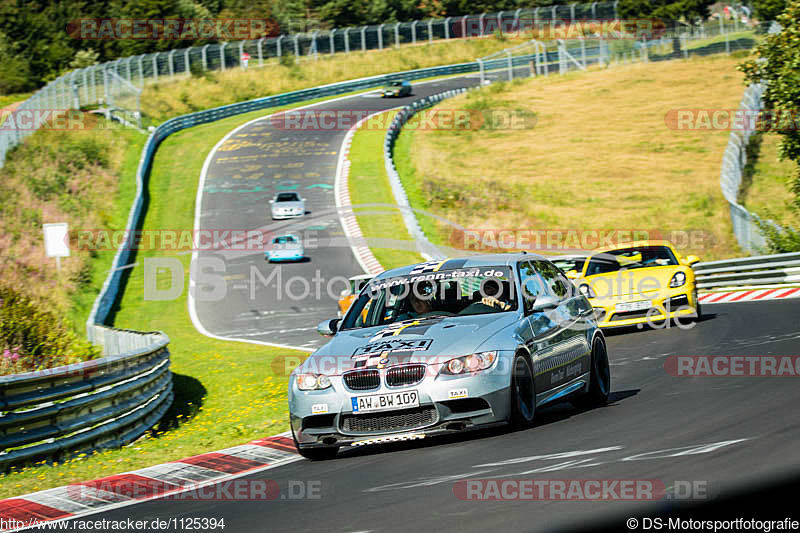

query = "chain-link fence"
[{"left": 477, "top": 18, "right": 768, "bottom": 83}]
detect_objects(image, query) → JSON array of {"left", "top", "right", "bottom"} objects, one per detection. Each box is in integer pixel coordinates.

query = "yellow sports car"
[{"left": 571, "top": 241, "right": 701, "bottom": 328}]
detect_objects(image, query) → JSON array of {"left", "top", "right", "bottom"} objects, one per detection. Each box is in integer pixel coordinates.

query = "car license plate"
[
  {"left": 615, "top": 300, "right": 651, "bottom": 312},
  {"left": 351, "top": 390, "right": 419, "bottom": 413}
]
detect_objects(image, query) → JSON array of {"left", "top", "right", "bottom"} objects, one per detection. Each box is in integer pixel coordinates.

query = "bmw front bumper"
[{"left": 288, "top": 355, "right": 514, "bottom": 449}]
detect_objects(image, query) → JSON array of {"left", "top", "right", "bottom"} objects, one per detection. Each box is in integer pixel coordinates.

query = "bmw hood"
[{"left": 300, "top": 313, "right": 519, "bottom": 374}]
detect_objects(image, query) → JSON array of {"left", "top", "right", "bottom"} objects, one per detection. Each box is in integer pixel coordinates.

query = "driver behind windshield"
[{"left": 395, "top": 281, "right": 438, "bottom": 321}]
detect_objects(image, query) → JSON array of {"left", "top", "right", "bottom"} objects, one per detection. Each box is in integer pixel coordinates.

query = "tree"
[
  {"left": 740, "top": 0, "right": 800, "bottom": 251},
  {"left": 752, "top": 0, "right": 787, "bottom": 20}
]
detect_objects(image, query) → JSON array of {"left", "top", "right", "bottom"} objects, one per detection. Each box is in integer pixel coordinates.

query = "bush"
[{"left": 0, "top": 284, "right": 99, "bottom": 375}]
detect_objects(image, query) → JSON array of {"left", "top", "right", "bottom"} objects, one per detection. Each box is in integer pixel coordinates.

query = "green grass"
[
  {"left": 348, "top": 109, "right": 425, "bottom": 269},
  {"left": 64, "top": 129, "right": 146, "bottom": 334},
  {"left": 742, "top": 132, "right": 798, "bottom": 224},
  {"left": 0, "top": 94, "right": 384, "bottom": 498}
]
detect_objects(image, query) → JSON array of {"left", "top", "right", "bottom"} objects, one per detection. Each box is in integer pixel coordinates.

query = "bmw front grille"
[
  {"left": 343, "top": 369, "right": 380, "bottom": 390},
  {"left": 385, "top": 364, "right": 426, "bottom": 387}
]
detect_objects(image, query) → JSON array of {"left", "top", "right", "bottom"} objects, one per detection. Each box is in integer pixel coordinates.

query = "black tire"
[
  {"left": 292, "top": 427, "right": 338, "bottom": 461},
  {"left": 574, "top": 338, "right": 611, "bottom": 408},
  {"left": 510, "top": 353, "right": 536, "bottom": 428}
]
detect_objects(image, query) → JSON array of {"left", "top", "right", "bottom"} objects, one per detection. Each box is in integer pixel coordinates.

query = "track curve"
[{"left": 191, "top": 75, "right": 483, "bottom": 350}]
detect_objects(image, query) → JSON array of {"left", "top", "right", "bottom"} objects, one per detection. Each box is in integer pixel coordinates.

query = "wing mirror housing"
[
  {"left": 683, "top": 254, "right": 700, "bottom": 266},
  {"left": 531, "top": 295, "right": 560, "bottom": 313},
  {"left": 317, "top": 318, "right": 340, "bottom": 337}
]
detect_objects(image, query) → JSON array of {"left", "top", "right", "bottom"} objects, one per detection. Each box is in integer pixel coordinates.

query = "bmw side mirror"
[
  {"left": 532, "top": 295, "right": 559, "bottom": 313},
  {"left": 317, "top": 318, "right": 340, "bottom": 337}
]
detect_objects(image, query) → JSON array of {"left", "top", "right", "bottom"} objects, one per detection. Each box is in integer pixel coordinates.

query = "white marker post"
[
  {"left": 43, "top": 222, "right": 70, "bottom": 274},
  {"left": 241, "top": 52, "right": 250, "bottom": 70}
]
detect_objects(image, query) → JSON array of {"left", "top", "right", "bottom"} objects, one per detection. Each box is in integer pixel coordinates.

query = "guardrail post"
[
  {"left": 497, "top": 11, "right": 504, "bottom": 35},
  {"left": 478, "top": 58, "right": 485, "bottom": 85},
  {"left": 378, "top": 24, "right": 384, "bottom": 49},
  {"left": 461, "top": 16, "right": 467, "bottom": 38},
  {"left": 345, "top": 28, "right": 350, "bottom": 53},
  {"left": 513, "top": 8, "right": 521, "bottom": 35},
  {"left": 152, "top": 53, "right": 159, "bottom": 82},
  {"left": 126, "top": 57, "right": 133, "bottom": 82},
  {"left": 168, "top": 49, "right": 175, "bottom": 76},
  {"left": 184, "top": 48, "right": 191, "bottom": 74},
  {"left": 479, "top": 14, "right": 486, "bottom": 36},
  {"left": 551, "top": 5, "right": 558, "bottom": 25},
  {"left": 220, "top": 43, "right": 227, "bottom": 70},
  {"left": 412, "top": 20, "right": 418, "bottom": 43},
  {"left": 534, "top": 7, "right": 540, "bottom": 29},
  {"left": 506, "top": 49, "right": 513, "bottom": 80},
  {"left": 570, "top": 3, "right": 576, "bottom": 24},
  {"left": 395, "top": 23, "right": 400, "bottom": 47},
  {"left": 591, "top": 1, "right": 597, "bottom": 19},
  {"left": 444, "top": 17, "right": 451, "bottom": 39},
  {"left": 330, "top": 29, "right": 336, "bottom": 54},
  {"left": 201, "top": 44, "right": 209, "bottom": 71},
  {"left": 238, "top": 41, "right": 245, "bottom": 67},
  {"left": 258, "top": 38, "right": 265, "bottom": 65},
  {"left": 428, "top": 19, "right": 433, "bottom": 43},
  {"left": 293, "top": 34, "right": 300, "bottom": 57},
  {"left": 613, "top": 0, "right": 619, "bottom": 19},
  {"left": 276, "top": 35, "right": 284, "bottom": 58},
  {"left": 361, "top": 26, "right": 367, "bottom": 51},
  {"left": 682, "top": 32, "right": 689, "bottom": 58}
]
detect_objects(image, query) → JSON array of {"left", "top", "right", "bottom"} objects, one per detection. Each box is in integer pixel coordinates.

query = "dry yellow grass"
[{"left": 407, "top": 54, "right": 751, "bottom": 260}]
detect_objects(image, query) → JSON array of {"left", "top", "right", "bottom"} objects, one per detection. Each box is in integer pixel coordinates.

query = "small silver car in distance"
[
  {"left": 265, "top": 234, "right": 304, "bottom": 262},
  {"left": 288, "top": 253, "right": 611, "bottom": 460},
  {"left": 269, "top": 192, "right": 305, "bottom": 220}
]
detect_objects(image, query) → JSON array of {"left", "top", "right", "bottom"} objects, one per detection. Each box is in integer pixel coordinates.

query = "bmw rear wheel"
[{"left": 574, "top": 338, "right": 610, "bottom": 408}]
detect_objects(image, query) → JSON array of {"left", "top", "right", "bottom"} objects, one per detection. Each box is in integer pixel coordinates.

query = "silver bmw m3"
[{"left": 288, "top": 253, "right": 611, "bottom": 460}]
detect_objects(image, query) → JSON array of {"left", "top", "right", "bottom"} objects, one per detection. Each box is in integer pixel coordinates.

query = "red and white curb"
[
  {"left": 0, "top": 434, "right": 300, "bottom": 531},
  {"left": 333, "top": 111, "right": 388, "bottom": 276},
  {"left": 699, "top": 286, "right": 800, "bottom": 305}
]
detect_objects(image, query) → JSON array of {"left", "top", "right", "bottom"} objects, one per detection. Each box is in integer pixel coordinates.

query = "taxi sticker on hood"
[
  {"left": 369, "top": 319, "right": 441, "bottom": 341},
  {"left": 353, "top": 338, "right": 433, "bottom": 357}
]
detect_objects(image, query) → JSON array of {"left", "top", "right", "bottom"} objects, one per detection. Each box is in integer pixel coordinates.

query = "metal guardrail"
[
  {"left": 693, "top": 252, "right": 800, "bottom": 290},
  {"left": 0, "top": 326, "right": 171, "bottom": 472}
]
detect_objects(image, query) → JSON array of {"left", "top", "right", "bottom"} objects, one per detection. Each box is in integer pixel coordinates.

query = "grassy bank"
[
  {"left": 0, "top": 116, "right": 145, "bottom": 373},
  {"left": 349, "top": 109, "right": 426, "bottom": 269},
  {"left": 142, "top": 37, "right": 525, "bottom": 123},
  {"left": 741, "top": 132, "right": 798, "bottom": 225},
  {"left": 399, "top": 54, "right": 752, "bottom": 260}
]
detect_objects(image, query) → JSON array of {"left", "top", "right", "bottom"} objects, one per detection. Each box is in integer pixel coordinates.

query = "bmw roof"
[{"left": 375, "top": 252, "right": 549, "bottom": 279}]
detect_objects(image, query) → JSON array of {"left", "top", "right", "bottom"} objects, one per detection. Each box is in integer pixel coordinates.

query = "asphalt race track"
[
  {"left": 192, "top": 74, "right": 485, "bottom": 350},
  {"left": 90, "top": 299, "right": 800, "bottom": 531}
]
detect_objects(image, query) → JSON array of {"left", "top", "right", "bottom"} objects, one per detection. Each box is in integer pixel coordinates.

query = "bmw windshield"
[{"left": 340, "top": 266, "right": 517, "bottom": 329}]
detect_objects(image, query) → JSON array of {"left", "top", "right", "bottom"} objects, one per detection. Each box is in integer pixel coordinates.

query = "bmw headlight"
[
  {"left": 296, "top": 373, "right": 331, "bottom": 391},
  {"left": 440, "top": 351, "right": 498, "bottom": 376},
  {"left": 669, "top": 271, "right": 687, "bottom": 288},
  {"left": 579, "top": 283, "right": 596, "bottom": 298}
]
